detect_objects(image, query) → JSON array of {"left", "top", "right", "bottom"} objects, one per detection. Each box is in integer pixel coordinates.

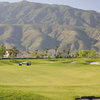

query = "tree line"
[
  {"left": 0, "top": 44, "right": 97, "bottom": 58},
  {"left": 0, "top": 45, "right": 19, "bottom": 57},
  {"left": 32, "top": 46, "right": 97, "bottom": 58}
]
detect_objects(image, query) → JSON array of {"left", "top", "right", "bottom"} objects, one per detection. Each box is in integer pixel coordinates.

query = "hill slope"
[{"left": 0, "top": 1, "right": 100, "bottom": 52}]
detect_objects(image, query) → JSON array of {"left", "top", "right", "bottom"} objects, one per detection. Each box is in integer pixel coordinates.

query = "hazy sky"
[{"left": 0, "top": 0, "right": 100, "bottom": 12}]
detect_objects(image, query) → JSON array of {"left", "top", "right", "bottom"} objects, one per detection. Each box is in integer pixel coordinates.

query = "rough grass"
[
  {"left": 0, "top": 58, "right": 100, "bottom": 100},
  {"left": 0, "top": 88, "right": 50, "bottom": 100}
]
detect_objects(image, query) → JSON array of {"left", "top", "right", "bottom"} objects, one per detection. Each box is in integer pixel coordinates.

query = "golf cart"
[{"left": 19, "top": 62, "right": 31, "bottom": 66}]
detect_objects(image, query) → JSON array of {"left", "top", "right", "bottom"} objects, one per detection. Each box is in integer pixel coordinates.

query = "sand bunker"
[{"left": 89, "top": 62, "right": 100, "bottom": 65}]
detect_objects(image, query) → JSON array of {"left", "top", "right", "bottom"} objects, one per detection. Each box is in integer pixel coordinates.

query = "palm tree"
[
  {"left": 8, "top": 49, "right": 12, "bottom": 57},
  {"left": 8, "top": 46, "right": 19, "bottom": 57},
  {"left": 54, "top": 46, "right": 58, "bottom": 57},
  {"left": 12, "top": 46, "right": 19, "bottom": 57},
  {"left": 35, "top": 49, "right": 38, "bottom": 55},
  {"left": 62, "top": 49, "right": 66, "bottom": 54},
  {"left": 67, "top": 48, "right": 70, "bottom": 58},
  {"left": 33, "top": 49, "right": 39, "bottom": 58},
  {"left": 62, "top": 49, "right": 66, "bottom": 58},
  {"left": 45, "top": 48, "right": 49, "bottom": 56}
]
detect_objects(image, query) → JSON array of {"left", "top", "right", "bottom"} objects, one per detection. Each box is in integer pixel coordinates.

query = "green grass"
[{"left": 0, "top": 58, "right": 100, "bottom": 100}]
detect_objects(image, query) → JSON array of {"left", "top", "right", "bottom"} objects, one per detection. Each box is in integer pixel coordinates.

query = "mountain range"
[{"left": 0, "top": 1, "right": 100, "bottom": 52}]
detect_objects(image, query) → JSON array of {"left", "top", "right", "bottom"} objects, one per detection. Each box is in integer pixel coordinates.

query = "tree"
[
  {"left": 0, "top": 44, "right": 6, "bottom": 57},
  {"left": 67, "top": 48, "right": 70, "bottom": 55},
  {"left": 79, "top": 50, "right": 97, "bottom": 58},
  {"left": 88, "top": 50, "right": 97, "bottom": 58},
  {"left": 54, "top": 46, "right": 58, "bottom": 57},
  {"left": 8, "top": 49, "right": 12, "bottom": 57},
  {"left": 45, "top": 48, "right": 49, "bottom": 56},
  {"left": 75, "top": 52, "right": 79, "bottom": 58},
  {"left": 79, "top": 50, "right": 88, "bottom": 58},
  {"left": 32, "top": 49, "right": 39, "bottom": 58},
  {"left": 35, "top": 49, "right": 38, "bottom": 55},
  {"left": 8, "top": 46, "right": 19, "bottom": 57},
  {"left": 67, "top": 48, "right": 70, "bottom": 57},
  {"left": 61, "top": 49, "right": 66, "bottom": 58}
]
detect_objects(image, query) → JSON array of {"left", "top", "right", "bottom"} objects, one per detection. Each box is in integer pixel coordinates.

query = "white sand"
[{"left": 89, "top": 62, "right": 100, "bottom": 65}]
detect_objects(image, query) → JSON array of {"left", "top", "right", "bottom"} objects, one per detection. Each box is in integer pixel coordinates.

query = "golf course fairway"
[{"left": 0, "top": 58, "right": 100, "bottom": 100}]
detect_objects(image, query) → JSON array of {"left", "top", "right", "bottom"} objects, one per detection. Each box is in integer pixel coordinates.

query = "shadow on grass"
[
  {"left": 48, "top": 59, "right": 58, "bottom": 61},
  {"left": 0, "top": 90, "right": 52, "bottom": 100}
]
